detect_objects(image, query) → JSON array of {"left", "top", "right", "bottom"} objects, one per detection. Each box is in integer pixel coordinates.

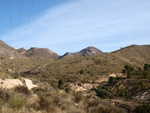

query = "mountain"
[
  {"left": 61, "top": 46, "right": 103, "bottom": 58},
  {"left": 74, "top": 46, "right": 103, "bottom": 56},
  {"left": 0, "top": 40, "right": 27, "bottom": 59},
  {"left": 17, "top": 47, "right": 26, "bottom": 54},
  {"left": 111, "top": 45, "right": 150, "bottom": 67},
  {"left": 60, "top": 52, "right": 74, "bottom": 58},
  {"left": 24, "top": 47, "right": 59, "bottom": 59},
  {"left": 29, "top": 44, "right": 150, "bottom": 82}
]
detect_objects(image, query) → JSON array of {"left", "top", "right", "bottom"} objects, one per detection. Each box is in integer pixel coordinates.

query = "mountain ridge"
[
  {"left": 23, "top": 47, "right": 59, "bottom": 59},
  {"left": 61, "top": 46, "right": 103, "bottom": 58},
  {"left": 0, "top": 40, "right": 28, "bottom": 59}
]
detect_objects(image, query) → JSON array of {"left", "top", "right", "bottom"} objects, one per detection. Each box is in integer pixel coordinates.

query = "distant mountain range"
[
  {"left": 16, "top": 44, "right": 104, "bottom": 59},
  {"left": 0, "top": 40, "right": 150, "bottom": 61}
]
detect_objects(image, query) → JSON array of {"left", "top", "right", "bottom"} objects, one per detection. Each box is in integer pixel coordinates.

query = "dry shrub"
[
  {"left": 32, "top": 87, "right": 47, "bottom": 95},
  {"left": 53, "top": 95, "right": 60, "bottom": 105},
  {"left": 8, "top": 94, "right": 26, "bottom": 110},
  {"left": 84, "top": 98, "right": 127, "bottom": 113},
  {"left": 73, "top": 93, "right": 83, "bottom": 103},
  {"left": 1, "top": 106, "right": 14, "bottom": 113},
  {"left": 14, "top": 86, "right": 31, "bottom": 95},
  {"left": 39, "top": 95, "right": 54, "bottom": 112},
  {"left": 0, "top": 88, "right": 10, "bottom": 102}
]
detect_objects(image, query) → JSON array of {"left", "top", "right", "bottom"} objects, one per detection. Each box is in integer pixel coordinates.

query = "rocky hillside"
[
  {"left": 61, "top": 46, "right": 103, "bottom": 58},
  {"left": 60, "top": 52, "right": 74, "bottom": 58},
  {"left": 27, "top": 45, "right": 150, "bottom": 82},
  {"left": 17, "top": 47, "right": 26, "bottom": 54},
  {"left": 0, "top": 40, "right": 27, "bottom": 59},
  {"left": 24, "top": 47, "right": 59, "bottom": 59},
  {"left": 112, "top": 45, "right": 150, "bottom": 67},
  {"left": 75, "top": 46, "right": 103, "bottom": 56}
]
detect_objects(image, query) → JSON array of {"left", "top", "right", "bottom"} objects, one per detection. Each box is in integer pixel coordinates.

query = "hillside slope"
[
  {"left": 112, "top": 45, "right": 150, "bottom": 67},
  {"left": 17, "top": 47, "right": 26, "bottom": 54},
  {"left": 75, "top": 46, "right": 103, "bottom": 56},
  {"left": 61, "top": 46, "right": 103, "bottom": 58},
  {"left": 30, "top": 45, "right": 150, "bottom": 81},
  {"left": 0, "top": 40, "right": 27, "bottom": 59},
  {"left": 24, "top": 47, "right": 59, "bottom": 59}
]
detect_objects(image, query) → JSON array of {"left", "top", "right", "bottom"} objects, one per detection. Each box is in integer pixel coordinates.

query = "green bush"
[
  {"left": 58, "top": 79, "right": 65, "bottom": 88},
  {"left": 42, "top": 74, "right": 47, "bottom": 78},
  {"left": 95, "top": 86, "right": 111, "bottom": 99},
  {"left": 65, "top": 87, "right": 71, "bottom": 93},
  {"left": 138, "top": 81, "right": 146, "bottom": 90},
  {"left": 144, "top": 64, "right": 150, "bottom": 72},
  {"left": 115, "top": 87, "right": 128, "bottom": 98},
  {"left": 135, "top": 67, "right": 143, "bottom": 75},
  {"left": 79, "top": 69, "right": 84, "bottom": 74},
  {"left": 108, "top": 77, "right": 114, "bottom": 84},
  {"left": 122, "top": 65, "right": 135, "bottom": 78},
  {"left": 144, "top": 72, "right": 150, "bottom": 79},
  {"left": 136, "top": 104, "right": 150, "bottom": 113},
  {"left": 66, "top": 77, "right": 73, "bottom": 82}
]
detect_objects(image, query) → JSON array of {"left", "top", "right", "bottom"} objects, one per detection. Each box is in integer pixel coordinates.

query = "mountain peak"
[
  {"left": 0, "top": 40, "right": 27, "bottom": 59},
  {"left": 24, "top": 47, "right": 59, "bottom": 59},
  {"left": 78, "top": 46, "right": 103, "bottom": 56},
  {"left": 61, "top": 46, "right": 103, "bottom": 58},
  {"left": 17, "top": 47, "right": 27, "bottom": 54}
]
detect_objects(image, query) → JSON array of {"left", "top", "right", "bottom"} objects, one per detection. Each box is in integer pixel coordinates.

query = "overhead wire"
[
  {"left": 22, "top": 0, "right": 35, "bottom": 45},
  {"left": 17, "top": 0, "right": 23, "bottom": 44},
  {"left": 10, "top": 0, "right": 12, "bottom": 40}
]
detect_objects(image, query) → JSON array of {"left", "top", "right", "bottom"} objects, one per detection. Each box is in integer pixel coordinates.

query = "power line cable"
[
  {"left": 23, "top": 0, "right": 35, "bottom": 44},
  {"left": 10, "top": 0, "right": 12, "bottom": 40},
  {"left": 17, "top": 0, "right": 23, "bottom": 44}
]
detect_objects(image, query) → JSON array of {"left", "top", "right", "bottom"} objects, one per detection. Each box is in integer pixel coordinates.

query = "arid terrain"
[{"left": 0, "top": 40, "right": 150, "bottom": 113}]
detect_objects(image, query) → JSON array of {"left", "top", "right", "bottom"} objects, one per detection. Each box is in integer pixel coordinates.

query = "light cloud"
[{"left": 2, "top": 0, "right": 150, "bottom": 55}]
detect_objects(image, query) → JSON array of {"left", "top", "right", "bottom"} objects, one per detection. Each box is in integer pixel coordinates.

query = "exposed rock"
[
  {"left": 0, "top": 79, "right": 23, "bottom": 89},
  {"left": 95, "top": 73, "right": 126, "bottom": 83},
  {"left": 61, "top": 46, "right": 103, "bottom": 58},
  {"left": 24, "top": 79, "right": 38, "bottom": 90},
  {"left": 75, "top": 46, "right": 103, "bottom": 56},
  {"left": 0, "top": 40, "right": 27, "bottom": 59},
  {"left": 17, "top": 47, "right": 26, "bottom": 54},
  {"left": 70, "top": 83, "right": 98, "bottom": 92},
  {"left": 132, "top": 90, "right": 150, "bottom": 101}
]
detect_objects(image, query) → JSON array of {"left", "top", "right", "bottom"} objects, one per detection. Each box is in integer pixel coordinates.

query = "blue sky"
[{"left": 0, "top": 0, "right": 150, "bottom": 55}]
